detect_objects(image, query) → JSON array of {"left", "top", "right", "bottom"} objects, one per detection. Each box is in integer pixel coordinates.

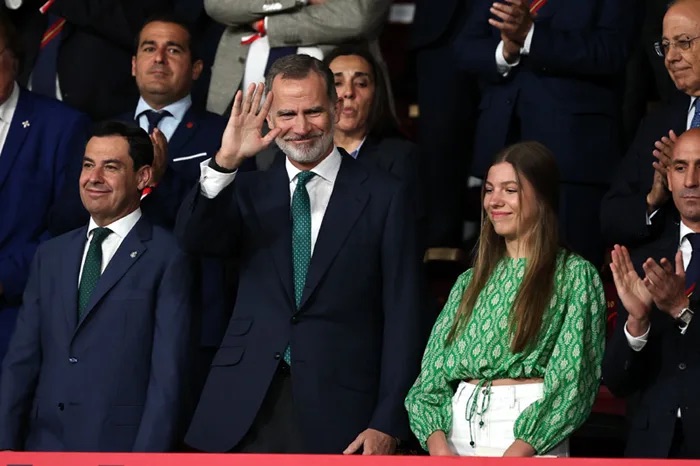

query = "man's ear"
[
  {"left": 667, "top": 170, "right": 673, "bottom": 193},
  {"left": 192, "top": 59, "right": 204, "bottom": 81},
  {"left": 137, "top": 165, "right": 153, "bottom": 191},
  {"left": 333, "top": 98, "right": 341, "bottom": 124},
  {"left": 131, "top": 55, "right": 137, "bottom": 78}
]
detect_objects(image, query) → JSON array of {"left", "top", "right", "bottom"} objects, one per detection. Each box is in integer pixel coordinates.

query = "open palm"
[{"left": 610, "top": 245, "right": 652, "bottom": 321}]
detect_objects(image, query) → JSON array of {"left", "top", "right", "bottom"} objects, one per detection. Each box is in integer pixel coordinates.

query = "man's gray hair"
[{"left": 264, "top": 54, "right": 338, "bottom": 104}]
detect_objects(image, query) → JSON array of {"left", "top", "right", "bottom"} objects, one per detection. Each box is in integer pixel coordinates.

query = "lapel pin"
[
  {"left": 130, "top": 251, "right": 138, "bottom": 258},
  {"left": 186, "top": 121, "right": 194, "bottom": 129},
  {"left": 22, "top": 120, "right": 30, "bottom": 128}
]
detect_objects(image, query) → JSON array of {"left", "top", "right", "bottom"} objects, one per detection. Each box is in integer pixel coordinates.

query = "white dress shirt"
[
  {"left": 78, "top": 209, "right": 142, "bottom": 284},
  {"left": 0, "top": 82, "right": 20, "bottom": 157},
  {"left": 134, "top": 95, "right": 192, "bottom": 142},
  {"left": 199, "top": 149, "right": 342, "bottom": 253},
  {"left": 495, "top": 25, "right": 535, "bottom": 76}
]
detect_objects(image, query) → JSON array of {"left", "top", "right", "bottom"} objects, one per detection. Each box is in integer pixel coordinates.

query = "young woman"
[{"left": 405, "top": 142, "right": 606, "bottom": 457}]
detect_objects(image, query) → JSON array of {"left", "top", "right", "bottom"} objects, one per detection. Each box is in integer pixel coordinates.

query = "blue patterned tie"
[
  {"left": 685, "top": 234, "right": 700, "bottom": 298},
  {"left": 284, "top": 171, "right": 315, "bottom": 365},
  {"left": 77, "top": 227, "right": 112, "bottom": 319},
  {"left": 691, "top": 101, "right": 700, "bottom": 128}
]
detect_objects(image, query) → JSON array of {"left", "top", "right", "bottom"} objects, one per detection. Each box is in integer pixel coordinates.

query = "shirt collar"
[
  {"left": 0, "top": 82, "right": 20, "bottom": 123},
  {"left": 285, "top": 146, "right": 342, "bottom": 184},
  {"left": 134, "top": 94, "right": 192, "bottom": 122},
  {"left": 348, "top": 136, "right": 367, "bottom": 159},
  {"left": 680, "top": 221, "right": 696, "bottom": 247},
  {"left": 87, "top": 208, "right": 142, "bottom": 241}
]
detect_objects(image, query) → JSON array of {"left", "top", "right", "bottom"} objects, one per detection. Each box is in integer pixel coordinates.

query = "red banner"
[{"left": 0, "top": 453, "right": 699, "bottom": 466}]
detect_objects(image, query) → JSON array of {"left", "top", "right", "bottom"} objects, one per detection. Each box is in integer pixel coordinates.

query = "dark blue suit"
[
  {"left": 0, "top": 87, "right": 90, "bottom": 369},
  {"left": 176, "top": 152, "right": 425, "bottom": 452},
  {"left": 455, "top": 0, "right": 636, "bottom": 264},
  {"left": 602, "top": 224, "right": 700, "bottom": 457},
  {"left": 0, "top": 216, "right": 193, "bottom": 451}
]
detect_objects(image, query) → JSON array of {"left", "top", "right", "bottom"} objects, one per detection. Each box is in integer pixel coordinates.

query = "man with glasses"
[{"left": 602, "top": 0, "right": 700, "bottom": 248}]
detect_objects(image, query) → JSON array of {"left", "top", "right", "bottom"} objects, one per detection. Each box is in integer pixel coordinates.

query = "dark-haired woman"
[{"left": 405, "top": 142, "right": 606, "bottom": 457}]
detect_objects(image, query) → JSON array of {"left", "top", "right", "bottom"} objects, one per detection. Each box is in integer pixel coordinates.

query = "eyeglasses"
[{"left": 655, "top": 36, "right": 700, "bottom": 57}]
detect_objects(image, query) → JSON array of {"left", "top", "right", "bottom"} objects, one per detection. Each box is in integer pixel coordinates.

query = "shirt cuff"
[
  {"left": 520, "top": 24, "right": 535, "bottom": 55},
  {"left": 5, "top": 0, "right": 22, "bottom": 9},
  {"left": 199, "top": 159, "right": 237, "bottom": 199},
  {"left": 646, "top": 208, "right": 659, "bottom": 225},
  {"left": 495, "top": 41, "right": 520, "bottom": 76},
  {"left": 624, "top": 321, "right": 650, "bottom": 352}
]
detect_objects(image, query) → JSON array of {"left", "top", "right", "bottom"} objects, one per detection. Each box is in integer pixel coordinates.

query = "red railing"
[{"left": 0, "top": 453, "right": 698, "bottom": 465}]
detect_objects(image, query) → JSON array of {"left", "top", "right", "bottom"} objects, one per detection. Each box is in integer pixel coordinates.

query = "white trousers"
[{"left": 447, "top": 381, "right": 569, "bottom": 457}]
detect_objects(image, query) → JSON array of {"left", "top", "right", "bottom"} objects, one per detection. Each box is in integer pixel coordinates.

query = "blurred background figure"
[
  {"left": 4, "top": 0, "right": 171, "bottom": 120},
  {"left": 202, "top": 0, "right": 393, "bottom": 117}
]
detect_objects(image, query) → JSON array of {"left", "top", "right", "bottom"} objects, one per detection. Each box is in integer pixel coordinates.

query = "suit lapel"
[
  {"left": 0, "top": 89, "right": 33, "bottom": 191},
  {"left": 253, "top": 157, "right": 295, "bottom": 307},
  {"left": 168, "top": 107, "right": 198, "bottom": 160},
  {"left": 73, "top": 218, "right": 151, "bottom": 334},
  {"left": 300, "top": 157, "right": 369, "bottom": 309},
  {"left": 61, "top": 228, "right": 87, "bottom": 334}
]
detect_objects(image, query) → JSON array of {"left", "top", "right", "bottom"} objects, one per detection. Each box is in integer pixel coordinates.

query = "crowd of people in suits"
[{"left": 0, "top": 0, "right": 699, "bottom": 460}]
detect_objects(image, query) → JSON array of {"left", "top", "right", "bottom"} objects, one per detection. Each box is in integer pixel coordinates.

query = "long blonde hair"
[{"left": 446, "top": 142, "right": 565, "bottom": 353}]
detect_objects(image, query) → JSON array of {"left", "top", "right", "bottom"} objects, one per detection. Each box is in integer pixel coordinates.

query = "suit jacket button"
[
  {"left": 68, "top": 357, "right": 78, "bottom": 364},
  {"left": 679, "top": 362, "right": 687, "bottom": 370},
  {"left": 58, "top": 403, "right": 65, "bottom": 411},
  {"left": 291, "top": 316, "right": 298, "bottom": 324},
  {"left": 274, "top": 352, "right": 281, "bottom": 360}
]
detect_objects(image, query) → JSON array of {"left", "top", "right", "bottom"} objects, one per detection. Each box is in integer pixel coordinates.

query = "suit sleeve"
[
  {"left": 0, "top": 248, "right": 44, "bottom": 450},
  {"left": 525, "top": 0, "right": 636, "bottom": 76},
  {"left": 602, "top": 299, "right": 653, "bottom": 398},
  {"left": 368, "top": 184, "right": 425, "bottom": 441},
  {"left": 600, "top": 115, "right": 668, "bottom": 247},
  {"left": 204, "top": 0, "right": 299, "bottom": 26},
  {"left": 0, "top": 111, "right": 90, "bottom": 301},
  {"left": 266, "top": 0, "right": 391, "bottom": 47},
  {"left": 174, "top": 180, "right": 243, "bottom": 258},
  {"left": 49, "top": 0, "right": 172, "bottom": 49},
  {"left": 132, "top": 249, "right": 193, "bottom": 452}
]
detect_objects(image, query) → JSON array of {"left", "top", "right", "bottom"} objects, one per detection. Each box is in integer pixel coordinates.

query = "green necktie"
[
  {"left": 285, "top": 171, "right": 315, "bottom": 365},
  {"left": 77, "top": 227, "right": 112, "bottom": 320}
]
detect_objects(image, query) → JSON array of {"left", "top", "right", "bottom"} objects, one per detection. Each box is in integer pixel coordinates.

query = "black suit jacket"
[
  {"left": 176, "top": 151, "right": 425, "bottom": 453},
  {"left": 411, "top": 0, "right": 466, "bottom": 48},
  {"left": 602, "top": 225, "right": 700, "bottom": 457},
  {"left": 8, "top": 0, "right": 171, "bottom": 120},
  {"left": 600, "top": 92, "right": 689, "bottom": 247}
]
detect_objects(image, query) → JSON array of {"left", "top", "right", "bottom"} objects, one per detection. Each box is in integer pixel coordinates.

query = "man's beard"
[{"left": 277, "top": 130, "right": 334, "bottom": 164}]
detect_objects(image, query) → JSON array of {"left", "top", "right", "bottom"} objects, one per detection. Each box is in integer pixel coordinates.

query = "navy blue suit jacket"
[
  {"left": 176, "top": 152, "right": 425, "bottom": 452},
  {"left": 455, "top": 0, "right": 636, "bottom": 183},
  {"left": 0, "top": 87, "right": 90, "bottom": 366},
  {"left": 602, "top": 225, "right": 700, "bottom": 457},
  {"left": 0, "top": 216, "right": 193, "bottom": 451}
]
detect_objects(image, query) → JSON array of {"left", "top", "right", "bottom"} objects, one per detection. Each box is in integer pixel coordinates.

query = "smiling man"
[
  {"left": 176, "top": 54, "right": 425, "bottom": 454},
  {"left": 0, "top": 121, "right": 193, "bottom": 452}
]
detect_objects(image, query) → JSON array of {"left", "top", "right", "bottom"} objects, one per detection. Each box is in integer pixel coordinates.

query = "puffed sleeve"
[
  {"left": 513, "top": 258, "right": 606, "bottom": 453},
  {"left": 404, "top": 269, "right": 472, "bottom": 450}
]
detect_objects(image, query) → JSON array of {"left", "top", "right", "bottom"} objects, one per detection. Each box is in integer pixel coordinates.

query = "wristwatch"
[{"left": 676, "top": 307, "right": 694, "bottom": 329}]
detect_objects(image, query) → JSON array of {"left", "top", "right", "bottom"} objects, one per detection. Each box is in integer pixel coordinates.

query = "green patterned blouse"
[{"left": 405, "top": 250, "right": 606, "bottom": 454}]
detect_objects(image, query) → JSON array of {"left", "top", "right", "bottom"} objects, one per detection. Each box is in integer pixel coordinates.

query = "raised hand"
[
  {"left": 642, "top": 251, "right": 688, "bottom": 318},
  {"left": 488, "top": 0, "right": 534, "bottom": 46},
  {"left": 214, "top": 82, "right": 282, "bottom": 170},
  {"left": 610, "top": 245, "right": 653, "bottom": 335},
  {"left": 149, "top": 128, "right": 168, "bottom": 186},
  {"left": 647, "top": 130, "right": 677, "bottom": 211}
]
